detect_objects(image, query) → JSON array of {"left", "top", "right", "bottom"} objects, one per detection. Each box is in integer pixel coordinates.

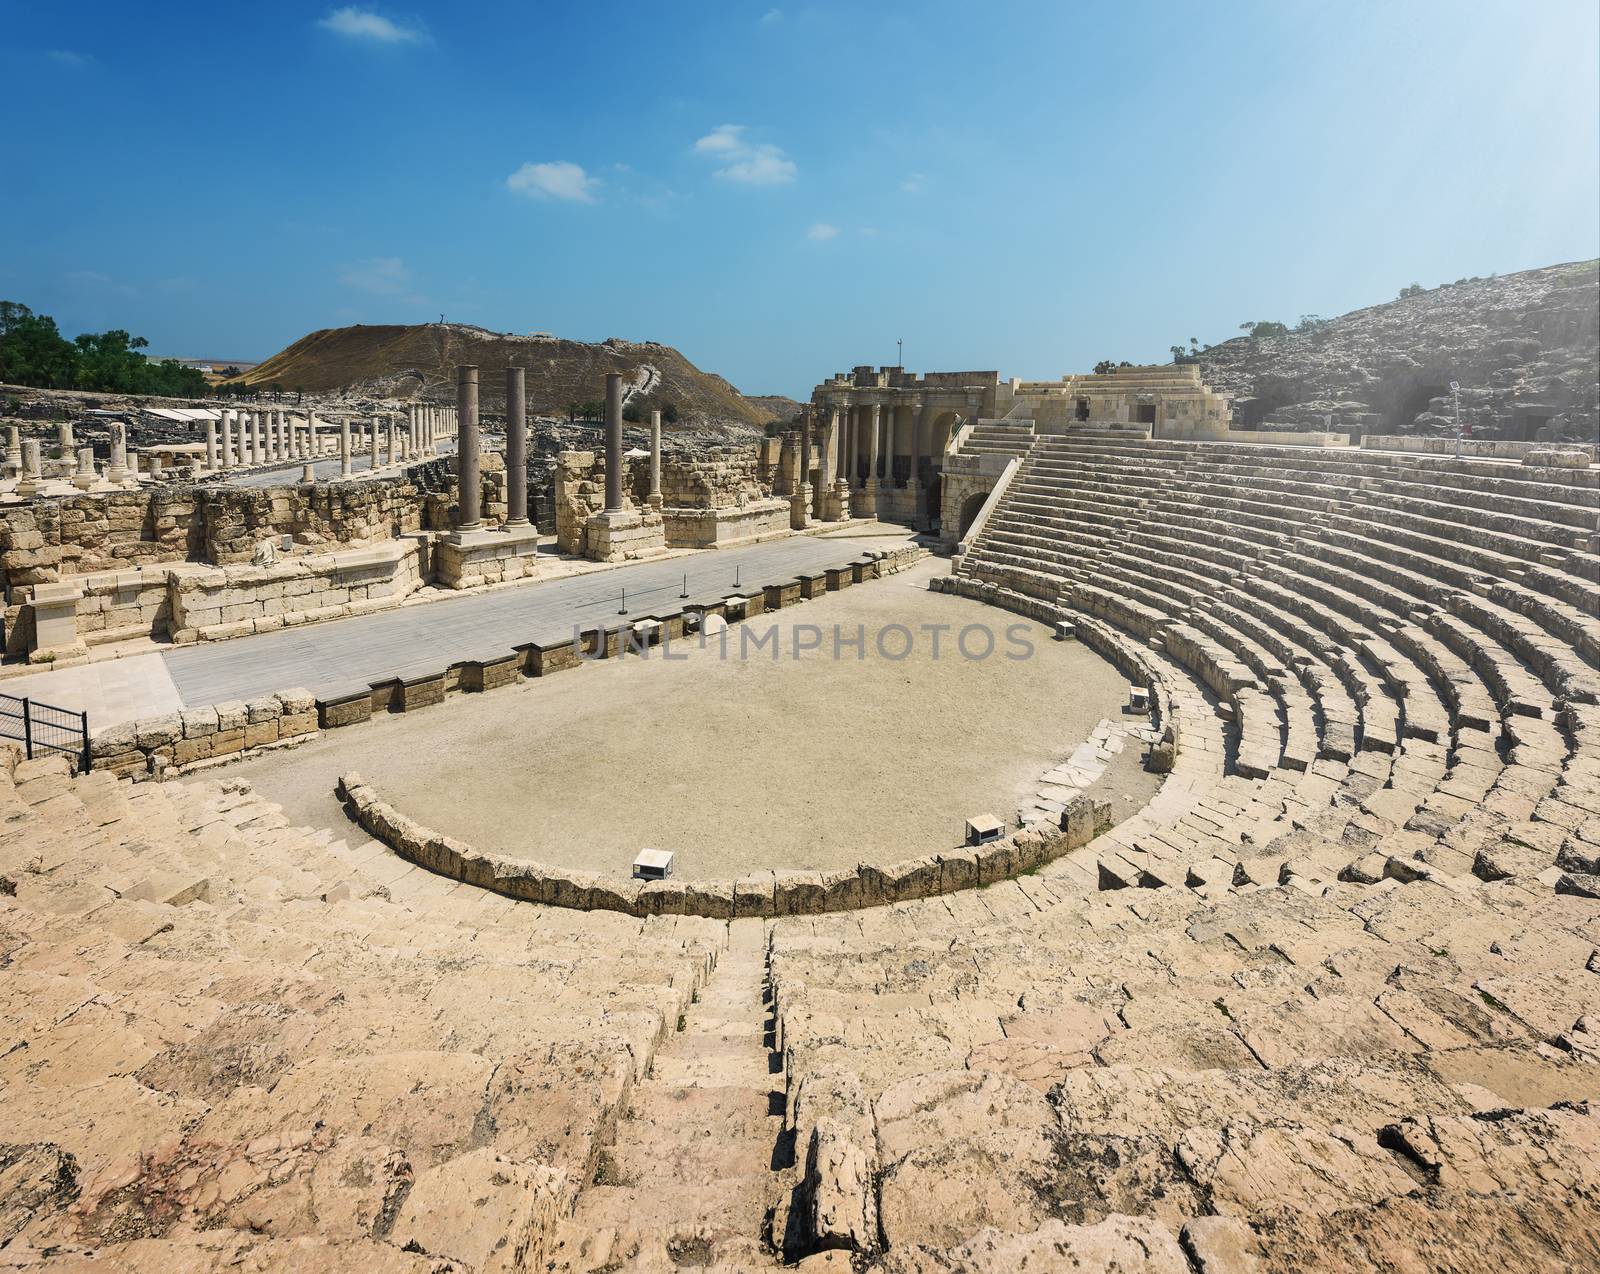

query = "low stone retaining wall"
[
  {"left": 336, "top": 771, "right": 1111, "bottom": 918},
  {"left": 94, "top": 543, "right": 926, "bottom": 779},
  {"left": 90, "top": 688, "right": 319, "bottom": 779},
  {"left": 167, "top": 540, "right": 426, "bottom": 642},
  {"left": 1361, "top": 434, "right": 1599, "bottom": 464}
]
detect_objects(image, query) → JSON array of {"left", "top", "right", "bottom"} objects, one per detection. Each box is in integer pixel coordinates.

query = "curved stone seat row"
[
  {"left": 958, "top": 432, "right": 1599, "bottom": 899},
  {"left": 335, "top": 772, "right": 1113, "bottom": 918}
]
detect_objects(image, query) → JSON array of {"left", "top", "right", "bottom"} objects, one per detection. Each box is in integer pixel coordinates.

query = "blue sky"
[{"left": 3, "top": 0, "right": 1596, "bottom": 397}]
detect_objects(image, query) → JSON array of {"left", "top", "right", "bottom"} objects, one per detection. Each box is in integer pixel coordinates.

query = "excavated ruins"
[{"left": 0, "top": 311, "right": 1598, "bottom": 1274}]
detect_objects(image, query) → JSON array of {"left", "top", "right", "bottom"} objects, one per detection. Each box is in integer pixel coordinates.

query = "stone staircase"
[{"left": 547, "top": 920, "right": 787, "bottom": 1271}]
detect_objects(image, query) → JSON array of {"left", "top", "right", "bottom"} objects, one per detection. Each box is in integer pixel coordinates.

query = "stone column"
[
  {"left": 793, "top": 409, "right": 812, "bottom": 529},
  {"left": 456, "top": 365, "right": 482, "bottom": 531},
  {"left": 368, "top": 418, "right": 379, "bottom": 470},
  {"left": 603, "top": 371, "right": 623, "bottom": 513},
  {"left": 833, "top": 407, "right": 845, "bottom": 482},
  {"left": 5, "top": 425, "right": 20, "bottom": 474},
  {"left": 506, "top": 367, "right": 529, "bottom": 527},
  {"left": 911, "top": 403, "right": 927, "bottom": 524},
  {"left": 340, "top": 419, "right": 352, "bottom": 476},
  {"left": 862, "top": 403, "right": 880, "bottom": 515},
  {"left": 17, "top": 440, "right": 42, "bottom": 496},
  {"left": 250, "top": 411, "right": 263, "bottom": 465},
  {"left": 205, "top": 419, "right": 218, "bottom": 471},
  {"left": 73, "top": 447, "right": 96, "bottom": 490},
  {"left": 108, "top": 423, "right": 129, "bottom": 483},
  {"left": 57, "top": 420, "right": 74, "bottom": 454},
  {"left": 648, "top": 409, "right": 662, "bottom": 507}
]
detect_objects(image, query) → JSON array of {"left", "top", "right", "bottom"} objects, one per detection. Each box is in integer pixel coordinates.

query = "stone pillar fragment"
[
  {"left": 108, "top": 423, "right": 129, "bottom": 483},
  {"left": 648, "top": 409, "right": 662, "bottom": 507},
  {"left": 456, "top": 365, "right": 482, "bottom": 531},
  {"left": 57, "top": 420, "right": 74, "bottom": 453},
  {"left": 506, "top": 366, "right": 529, "bottom": 527},
  {"left": 603, "top": 372, "right": 623, "bottom": 513}
]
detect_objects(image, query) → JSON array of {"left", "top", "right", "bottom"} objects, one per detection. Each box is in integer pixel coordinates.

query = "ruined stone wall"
[
  {"left": 0, "top": 477, "right": 431, "bottom": 591},
  {"left": 660, "top": 447, "right": 770, "bottom": 509}
]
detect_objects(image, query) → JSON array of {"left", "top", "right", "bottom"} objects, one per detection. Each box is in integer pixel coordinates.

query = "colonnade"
[{"left": 798, "top": 396, "right": 958, "bottom": 523}]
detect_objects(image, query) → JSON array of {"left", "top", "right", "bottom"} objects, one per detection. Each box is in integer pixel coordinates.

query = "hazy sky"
[{"left": 3, "top": 0, "right": 1596, "bottom": 396}]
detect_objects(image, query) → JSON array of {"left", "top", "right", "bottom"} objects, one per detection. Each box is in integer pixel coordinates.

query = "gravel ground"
[{"left": 230, "top": 556, "right": 1157, "bottom": 879}]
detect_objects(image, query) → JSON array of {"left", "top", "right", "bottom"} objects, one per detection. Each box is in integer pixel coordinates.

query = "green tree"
[
  {"left": 0, "top": 302, "right": 79, "bottom": 387},
  {"left": 1398, "top": 282, "right": 1425, "bottom": 299}
]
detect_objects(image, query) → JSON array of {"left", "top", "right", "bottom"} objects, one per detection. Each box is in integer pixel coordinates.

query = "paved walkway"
[{"left": 4, "top": 528, "right": 918, "bottom": 730}]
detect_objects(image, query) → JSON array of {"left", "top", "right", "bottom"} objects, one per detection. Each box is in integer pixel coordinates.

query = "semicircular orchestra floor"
[{"left": 229, "top": 557, "right": 1158, "bottom": 880}]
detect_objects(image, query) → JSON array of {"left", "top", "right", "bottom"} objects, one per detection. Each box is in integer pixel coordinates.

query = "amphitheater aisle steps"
[{"left": 548, "top": 918, "right": 785, "bottom": 1272}]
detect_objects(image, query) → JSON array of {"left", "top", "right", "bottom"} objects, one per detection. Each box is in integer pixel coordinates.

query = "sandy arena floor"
[{"left": 230, "top": 556, "right": 1158, "bottom": 880}]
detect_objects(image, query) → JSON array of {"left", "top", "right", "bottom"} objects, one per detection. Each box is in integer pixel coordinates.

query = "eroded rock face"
[{"left": 1195, "top": 261, "right": 1598, "bottom": 440}]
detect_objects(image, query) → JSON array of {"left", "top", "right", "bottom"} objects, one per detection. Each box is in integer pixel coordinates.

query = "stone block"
[
  {"left": 135, "top": 713, "right": 182, "bottom": 749},
  {"left": 733, "top": 872, "right": 776, "bottom": 918},
  {"left": 463, "top": 654, "right": 520, "bottom": 691},
  {"left": 318, "top": 693, "right": 373, "bottom": 729},
  {"left": 774, "top": 870, "right": 826, "bottom": 915},
  {"left": 398, "top": 674, "right": 445, "bottom": 711},
  {"left": 279, "top": 711, "right": 317, "bottom": 738},
  {"left": 937, "top": 850, "right": 980, "bottom": 894},
  {"left": 527, "top": 639, "right": 579, "bottom": 676},
  {"left": 275, "top": 687, "right": 317, "bottom": 715},
  {"left": 764, "top": 580, "right": 802, "bottom": 610},
  {"left": 245, "top": 696, "right": 281, "bottom": 724},
  {"left": 825, "top": 566, "right": 852, "bottom": 591},
  {"left": 173, "top": 736, "right": 212, "bottom": 766},
  {"left": 209, "top": 728, "right": 245, "bottom": 757},
  {"left": 180, "top": 706, "right": 219, "bottom": 739},
  {"left": 244, "top": 719, "right": 279, "bottom": 748}
]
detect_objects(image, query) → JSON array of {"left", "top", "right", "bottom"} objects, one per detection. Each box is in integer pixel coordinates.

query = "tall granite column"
[
  {"left": 506, "top": 366, "right": 529, "bottom": 527},
  {"left": 386, "top": 415, "right": 397, "bottom": 466},
  {"left": 205, "top": 419, "right": 218, "bottom": 471},
  {"left": 603, "top": 372, "right": 623, "bottom": 513},
  {"left": 648, "top": 409, "right": 662, "bottom": 506},
  {"left": 250, "top": 411, "right": 263, "bottom": 465},
  {"left": 456, "top": 365, "right": 482, "bottom": 531},
  {"left": 340, "top": 419, "right": 352, "bottom": 476},
  {"left": 863, "top": 404, "right": 880, "bottom": 515},
  {"left": 911, "top": 403, "right": 927, "bottom": 524},
  {"left": 369, "top": 418, "right": 380, "bottom": 471}
]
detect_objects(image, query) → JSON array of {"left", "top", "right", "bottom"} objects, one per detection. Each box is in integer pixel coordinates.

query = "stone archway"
[{"left": 957, "top": 491, "right": 987, "bottom": 539}]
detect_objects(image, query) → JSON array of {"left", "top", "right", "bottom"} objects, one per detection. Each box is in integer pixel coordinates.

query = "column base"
[
  {"left": 790, "top": 484, "right": 812, "bottom": 530},
  {"left": 858, "top": 479, "right": 879, "bottom": 518}
]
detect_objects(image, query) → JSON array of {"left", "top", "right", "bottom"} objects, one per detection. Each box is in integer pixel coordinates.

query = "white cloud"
[
  {"left": 761, "top": 8, "right": 783, "bottom": 23},
  {"left": 317, "top": 7, "right": 426, "bottom": 44},
  {"left": 506, "top": 160, "right": 600, "bottom": 203},
  {"left": 693, "top": 124, "right": 796, "bottom": 185},
  {"left": 806, "top": 223, "right": 839, "bottom": 241},
  {"left": 338, "top": 256, "right": 412, "bottom": 295},
  {"left": 901, "top": 172, "right": 926, "bottom": 195},
  {"left": 47, "top": 49, "right": 92, "bottom": 69},
  {"left": 694, "top": 124, "right": 747, "bottom": 156}
]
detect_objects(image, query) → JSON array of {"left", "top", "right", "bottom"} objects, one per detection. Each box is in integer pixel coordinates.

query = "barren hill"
[
  {"left": 230, "top": 323, "right": 800, "bottom": 426},
  {"left": 1195, "top": 259, "right": 1598, "bottom": 441}
]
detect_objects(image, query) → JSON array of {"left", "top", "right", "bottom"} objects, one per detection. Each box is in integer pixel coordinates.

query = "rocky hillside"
[
  {"left": 1196, "top": 260, "right": 1597, "bottom": 442},
  {"left": 229, "top": 324, "right": 800, "bottom": 427}
]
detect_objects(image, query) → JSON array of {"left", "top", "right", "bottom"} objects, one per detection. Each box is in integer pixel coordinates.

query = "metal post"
[
  {"left": 21, "top": 697, "right": 32, "bottom": 761},
  {"left": 80, "top": 710, "right": 90, "bottom": 773}
]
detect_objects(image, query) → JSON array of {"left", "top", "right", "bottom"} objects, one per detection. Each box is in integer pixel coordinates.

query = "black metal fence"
[{"left": 0, "top": 693, "right": 90, "bottom": 772}]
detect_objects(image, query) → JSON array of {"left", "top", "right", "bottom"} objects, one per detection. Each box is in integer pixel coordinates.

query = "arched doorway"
[
  {"left": 922, "top": 471, "right": 942, "bottom": 532},
  {"left": 957, "top": 492, "right": 987, "bottom": 539}
]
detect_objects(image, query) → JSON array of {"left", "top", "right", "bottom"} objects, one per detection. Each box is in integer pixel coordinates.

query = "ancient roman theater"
[{"left": 1, "top": 338, "right": 1598, "bottom": 1271}]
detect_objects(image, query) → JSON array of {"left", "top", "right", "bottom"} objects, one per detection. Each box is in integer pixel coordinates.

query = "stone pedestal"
[
  {"left": 29, "top": 581, "right": 87, "bottom": 662},
  {"left": 790, "top": 483, "right": 812, "bottom": 530},
  {"left": 584, "top": 508, "right": 666, "bottom": 562},
  {"left": 824, "top": 481, "right": 851, "bottom": 522},
  {"left": 72, "top": 448, "right": 96, "bottom": 490},
  {"left": 435, "top": 523, "right": 543, "bottom": 588},
  {"left": 858, "top": 478, "right": 879, "bottom": 518}
]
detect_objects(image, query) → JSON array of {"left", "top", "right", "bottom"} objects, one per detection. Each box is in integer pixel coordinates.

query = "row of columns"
[
  {"left": 451, "top": 366, "right": 663, "bottom": 533},
  {"left": 201, "top": 406, "right": 448, "bottom": 477}
]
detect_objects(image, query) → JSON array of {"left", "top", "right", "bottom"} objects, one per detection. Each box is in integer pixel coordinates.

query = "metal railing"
[{"left": 0, "top": 693, "right": 90, "bottom": 772}]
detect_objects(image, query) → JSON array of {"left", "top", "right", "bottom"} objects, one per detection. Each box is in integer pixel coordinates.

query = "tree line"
[{"left": 0, "top": 301, "right": 210, "bottom": 397}]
